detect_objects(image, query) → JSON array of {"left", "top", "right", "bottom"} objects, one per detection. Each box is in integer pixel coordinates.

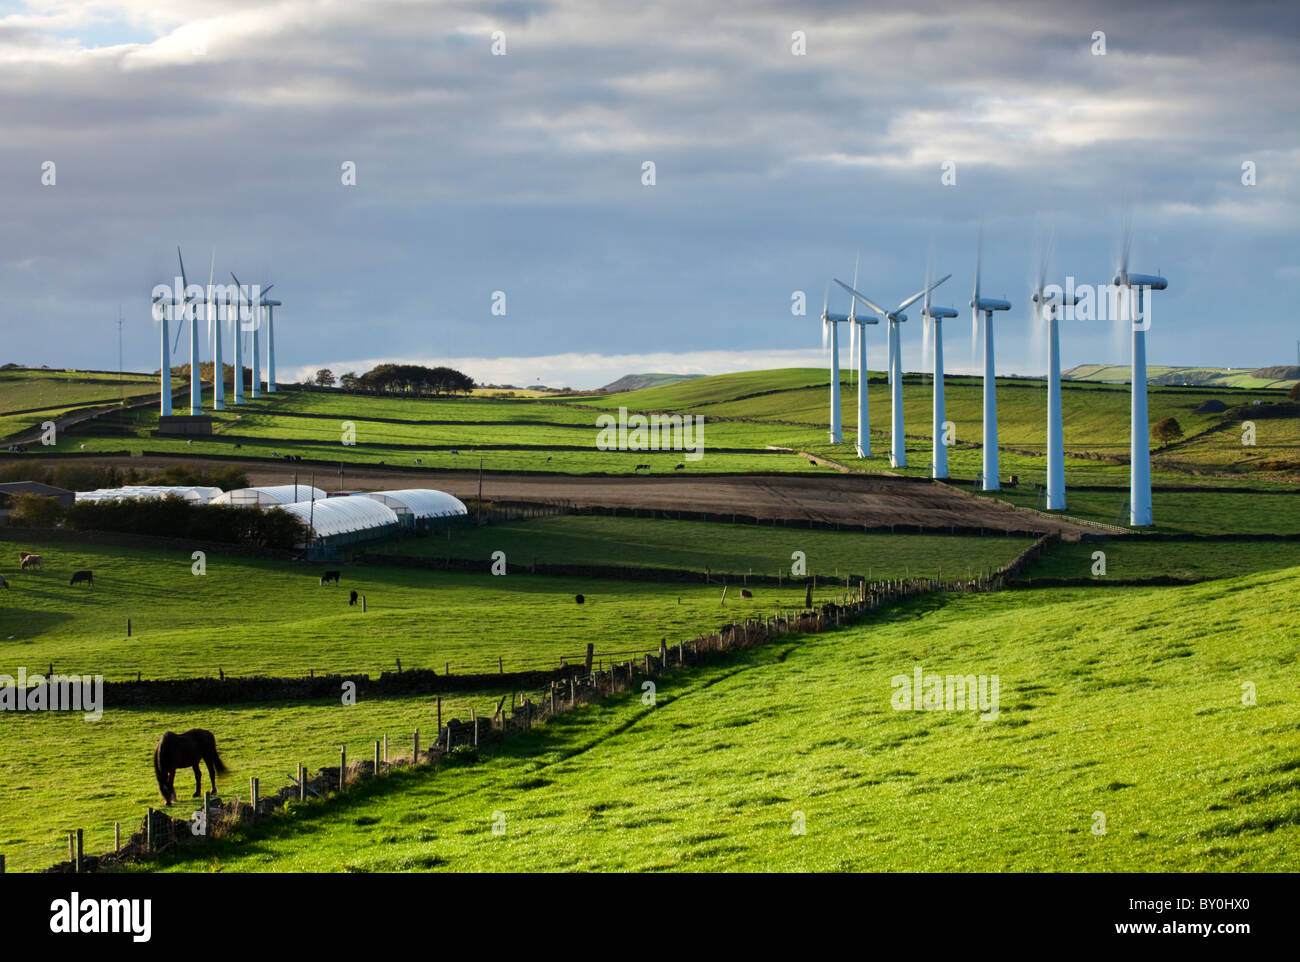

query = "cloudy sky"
[{"left": 2, "top": 0, "right": 1297, "bottom": 388}]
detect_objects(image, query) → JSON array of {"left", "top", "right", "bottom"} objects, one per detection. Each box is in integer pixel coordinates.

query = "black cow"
[
  {"left": 0, "top": 574, "right": 9, "bottom": 589},
  {"left": 575, "top": 594, "right": 585, "bottom": 605},
  {"left": 69, "top": 570, "right": 93, "bottom": 587},
  {"left": 320, "top": 570, "right": 341, "bottom": 586},
  {"left": 349, "top": 590, "right": 359, "bottom": 606},
  {"left": 740, "top": 589, "right": 753, "bottom": 599}
]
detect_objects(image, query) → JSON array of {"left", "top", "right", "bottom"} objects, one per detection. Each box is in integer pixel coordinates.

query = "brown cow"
[{"left": 20, "top": 554, "right": 42, "bottom": 571}]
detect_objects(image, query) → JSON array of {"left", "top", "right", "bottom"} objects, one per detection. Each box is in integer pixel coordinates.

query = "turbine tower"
[
  {"left": 209, "top": 254, "right": 224, "bottom": 411},
  {"left": 152, "top": 247, "right": 197, "bottom": 417},
  {"left": 835, "top": 271, "right": 951, "bottom": 468},
  {"left": 847, "top": 259, "right": 879, "bottom": 458},
  {"left": 262, "top": 292, "right": 282, "bottom": 393},
  {"left": 1031, "top": 252, "right": 1079, "bottom": 511},
  {"left": 229, "top": 284, "right": 244, "bottom": 405},
  {"left": 970, "top": 243, "right": 1011, "bottom": 491},
  {"left": 818, "top": 284, "right": 851, "bottom": 443},
  {"left": 1113, "top": 234, "right": 1167, "bottom": 527},
  {"left": 920, "top": 270, "right": 958, "bottom": 480}
]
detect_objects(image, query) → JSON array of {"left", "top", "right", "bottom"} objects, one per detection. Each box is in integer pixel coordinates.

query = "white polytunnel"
[
  {"left": 75, "top": 485, "right": 224, "bottom": 504},
  {"left": 275, "top": 496, "right": 400, "bottom": 547},
  {"left": 209, "top": 485, "right": 327, "bottom": 506},
  {"left": 358, "top": 489, "right": 469, "bottom": 522}
]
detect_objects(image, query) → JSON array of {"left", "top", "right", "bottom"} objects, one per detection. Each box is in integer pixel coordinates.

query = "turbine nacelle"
[
  {"left": 970, "top": 296, "right": 1011, "bottom": 313},
  {"left": 1112, "top": 272, "right": 1167, "bottom": 290},
  {"left": 923, "top": 306, "right": 958, "bottom": 319}
]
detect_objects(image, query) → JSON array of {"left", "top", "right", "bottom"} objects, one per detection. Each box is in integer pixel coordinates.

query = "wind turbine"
[
  {"left": 232, "top": 273, "right": 271, "bottom": 401},
  {"left": 920, "top": 266, "right": 958, "bottom": 480},
  {"left": 1031, "top": 248, "right": 1079, "bottom": 511},
  {"left": 835, "top": 271, "right": 951, "bottom": 468},
  {"left": 262, "top": 290, "right": 282, "bottom": 394},
  {"left": 206, "top": 251, "right": 225, "bottom": 411},
  {"left": 818, "top": 283, "right": 851, "bottom": 443},
  {"left": 1113, "top": 231, "right": 1167, "bottom": 527},
  {"left": 152, "top": 247, "right": 197, "bottom": 417},
  {"left": 846, "top": 257, "right": 879, "bottom": 458},
  {"left": 229, "top": 281, "right": 244, "bottom": 405},
  {"left": 970, "top": 240, "right": 1012, "bottom": 491}
]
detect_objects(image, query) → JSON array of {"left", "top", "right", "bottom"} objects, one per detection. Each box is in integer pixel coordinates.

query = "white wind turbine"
[
  {"left": 205, "top": 251, "right": 225, "bottom": 411},
  {"left": 1030, "top": 246, "right": 1078, "bottom": 511},
  {"left": 920, "top": 265, "right": 958, "bottom": 480},
  {"left": 262, "top": 291, "right": 282, "bottom": 394},
  {"left": 818, "top": 282, "right": 852, "bottom": 443},
  {"left": 846, "top": 257, "right": 879, "bottom": 458},
  {"left": 232, "top": 273, "right": 272, "bottom": 401},
  {"left": 1112, "top": 229, "right": 1167, "bottom": 527},
  {"left": 152, "top": 247, "right": 198, "bottom": 417},
  {"left": 970, "top": 239, "right": 1012, "bottom": 491},
  {"left": 836, "top": 271, "right": 951, "bottom": 468}
]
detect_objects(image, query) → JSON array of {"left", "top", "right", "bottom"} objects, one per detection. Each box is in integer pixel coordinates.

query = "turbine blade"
[
  {"left": 833, "top": 279, "right": 888, "bottom": 318},
  {"left": 897, "top": 273, "right": 950, "bottom": 314},
  {"left": 848, "top": 253, "right": 859, "bottom": 323}
]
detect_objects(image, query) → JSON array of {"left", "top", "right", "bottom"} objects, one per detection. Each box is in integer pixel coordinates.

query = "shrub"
[{"left": 7, "top": 493, "right": 65, "bottom": 528}]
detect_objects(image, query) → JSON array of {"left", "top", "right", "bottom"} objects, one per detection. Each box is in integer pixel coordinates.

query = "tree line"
[{"left": 311, "top": 363, "right": 475, "bottom": 395}]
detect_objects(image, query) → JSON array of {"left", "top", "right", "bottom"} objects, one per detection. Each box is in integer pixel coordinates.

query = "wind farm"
[{"left": 1, "top": 2, "right": 1297, "bottom": 933}]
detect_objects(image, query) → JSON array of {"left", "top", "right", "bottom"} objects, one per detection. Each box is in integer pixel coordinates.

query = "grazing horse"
[
  {"left": 320, "top": 570, "right": 341, "bottom": 586},
  {"left": 69, "top": 569, "right": 93, "bottom": 586},
  {"left": 154, "top": 729, "right": 227, "bottom": 804},
  {"left": 20, "top": 554, "right": 42, "bottom": 571}
]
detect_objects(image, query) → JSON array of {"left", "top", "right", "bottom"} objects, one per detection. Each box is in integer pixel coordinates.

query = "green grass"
[
  {"left": 0, "top": 369, "right": 157, "bottom": 440},
  {"left": 376, "top": 516, "right": 1035, "bottom": 581},
  {"left": 1023, "top": 539, "right": 1300, "bottom": 581},
  {"left": 139, "top": 567, "right": 1300, "bottom": 872},
  {"left": 0, "top": 691, "right": 521, "bottom": 872},
  {"left": 975, "top": 488, "right": 1300, "bottom": 535},
  {"left": 0, "top": 536, "right": 839, "bottom": 681}
]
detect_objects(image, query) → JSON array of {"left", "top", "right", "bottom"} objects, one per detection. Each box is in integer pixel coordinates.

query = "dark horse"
[{"left": 154, "top": 729, "right": 227, "bottom": 805}]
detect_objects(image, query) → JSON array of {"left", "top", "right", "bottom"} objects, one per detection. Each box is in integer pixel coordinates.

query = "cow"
[
  {"left": 69, "top": 570, "right": 93, "bottom": 587},
  {"left": 18, "top": 551, "right": 33, "bottom": 564},
  {"left": 0, "top": 574, "right": 9, "bottom": 589},
  {"left": 634, "top": 464, "right": 651, "bottom": 471},
  {"left": 740, "top": 589, "right": 753, "bottom": 599},
  {"left": 575, "top": 594, "right": 585, "bottom": 605},
  {"left": 349, "top": 590, "right": 359, "bottom": 606},
  {"left": 674, "top": 462, "right": 685, "bottom": 470},
  {"left": 20, "top": 554, "right": 42, "bottom": 571},
  {"left": 320, "top": 570, "right": 341, "bottom": 586}
]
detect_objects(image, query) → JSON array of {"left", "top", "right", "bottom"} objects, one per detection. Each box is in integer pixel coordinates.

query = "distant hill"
[
  {"left": 1063, "top": 364, "right": 1298, "bottom": 390},
  {"left": 598, "top": 373, "right": 706, "bottom": 393}
]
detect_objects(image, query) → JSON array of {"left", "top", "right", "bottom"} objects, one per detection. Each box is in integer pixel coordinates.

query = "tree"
[
  {"left": 1289, "top": 381, "right": 1300, "bottom": 401},
  {"left": 1151, "top": 416, "right": 1183, "bottom": 446},
  {"left": 339, "top": 371, "right": 360, "bottom": 390},
  {"left": 7, "top": 494, "right": 65, "bottom": 528},
  {"left": 315, "top": 368, "right": 336, "bottom": 387}
]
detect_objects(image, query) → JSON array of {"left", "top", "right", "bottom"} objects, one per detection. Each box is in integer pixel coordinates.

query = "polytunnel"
[
  {"left": 357, "top": 489, "right": 469, "bottom": 528},
  {"left": 75, "top": 485, "right": 224, "bottom": 504},
  {"left": 274, "top": 495, "right": 400, "bottom": 550},
  {"left": 208, "top": 485, "right": 326, "bottom": 506}
]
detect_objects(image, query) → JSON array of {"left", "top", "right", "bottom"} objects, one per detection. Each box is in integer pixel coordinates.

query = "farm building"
[
  {"left": 357, "top": 489, "right": 469, "bottom": 529},
  {"left": 0, "top": 481, "right": 76, "bottom": 519},
  {"left": 75, "top": 484, "right": 224, "bottom": 504},
  {"left": 209, "top": 484, "right": 327, "bottom": 506},
  {"left": 275, "top": 495, "right": 400, "bottom": 553}
]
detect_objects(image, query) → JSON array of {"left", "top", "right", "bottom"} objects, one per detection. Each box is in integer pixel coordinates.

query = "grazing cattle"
[
  {"left": 575, "top": 594, "right": 585, "bottom": 605},
  {"left": 320, "top": 570, "right": 341, "bottom": 586},
  {"left": 415, "top": 458, "right": 423, "bottom": 464},
  {"left": 1007, "top": 475, "right": 1019, "bottom": 487},
  {"left": 546, "top": 456, "right": 553, "bottom": 462},
  {"left": 674, "top": 462, "right": 685, "bottom": 470},
  {"left": 18, "top": 551, "right": 33, "bottom": 564},
  {"left": 69, "top": 570, "right": 93, "bottom": 586},
  {"left": 0, "top": 574, "right": 9, "bottom": 589},
  {"left": 808, "top": 458, "right": 818, "bottom": 466},
  {"left": 154, "top": 729, "right": 227, "bottom": 805},
  {"left": 20, "top": 554, "right": 43, "bottom": 571},
  {"left": 349, "top": 590, "right": 359, "bottom": 606},
  {"left": 450, "top": 449, "right": 459, "bottom": 455},
  {"left": 740, "top": 589, "right": 753, "bottom": 599},
  {"left": 635, "top": 464, "right": 651, "bottom": 471},
  {"left": 235, "top": 443, "right": 243, "bottom": 449}
]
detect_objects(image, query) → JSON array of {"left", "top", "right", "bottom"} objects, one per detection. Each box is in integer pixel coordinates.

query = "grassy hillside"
[
  {"left": 1065, "top": 364, "right": 1298, "bottom": 390},
  {"left": 144, "top": 568, "right": 1300, "bottom": 872}
]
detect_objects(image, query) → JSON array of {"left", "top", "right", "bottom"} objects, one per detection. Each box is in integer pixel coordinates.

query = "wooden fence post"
[
  {"left": 659, "top": 638, "right": 668, "bottom": 664},
  {"left": 339, "top": 746, "right": 347, "bottom": 791},
  {"left": 114, "top": 822, "right": 121, "bottom": 853},
  {"left": 570, "top": 675, "right": 576, "bottom": 707},
  {"left": 75, "top": 829, "right": 83, "bottom": 873},
  {"left": 0, "top": 854, "right": 5, "bottom": 873},
  {"left": 437, "top": 698, "right": 442, "bottom": 734},
  {"left": 68, "top": 832, "right": 74, "bottom": 866},
  {"left": 202, "top": 792, "right": 210, "bottom": 836},
  {"left": 471, "top": 708, "right": 478, "bottom": 747},
  {"left": 584, "top": 643, "right": 594, "bottom": 673},
  {"left": 374, "top": 740, "right": 381, "bottom": 776},
  {"left": 383, "top": 733, "right": 388, "bottom": 763},
  {"left": 251, "top": 778, "right": 259, "bottom": 816},
  {"left": 414, "top": 729, "right": 420, "bottom": 763},
  {"left": 146, "top": 808, "right": 154, "bottom": 853},
  {"left": 298, "top": 763, "right": 305, "bottom": 801}
]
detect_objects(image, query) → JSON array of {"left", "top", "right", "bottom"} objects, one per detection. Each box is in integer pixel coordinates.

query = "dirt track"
[{"left": 21, "top": 454, "right": 1095, "bottom": 535}]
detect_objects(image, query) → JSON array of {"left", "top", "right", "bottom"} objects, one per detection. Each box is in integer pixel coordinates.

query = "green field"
[
  {"left": 1022, "top": 538, "right": 1300, "bottom": 581},
  {"left": 138, "top": 568, "right": 1300, "bottom": 872},
  {"left": 377, "top": 515, "right": 1034, "bottom": 581},
  {"left": 974, "top": 488, "right": 1300, "bottom": 535},
  {"left": 0, "top": 537, "right": 831, "bottom": 681}
]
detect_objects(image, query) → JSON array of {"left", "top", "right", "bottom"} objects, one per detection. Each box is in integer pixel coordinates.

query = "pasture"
[
  {"left": 376, "top": 515, "right": 1035, "bottom": 580},
  {"left": 1021, "top": 538, "right": 1300, "bottom": 582},
  {"left": 142, "top": 568, "right": 1300, "bottom": 873}
]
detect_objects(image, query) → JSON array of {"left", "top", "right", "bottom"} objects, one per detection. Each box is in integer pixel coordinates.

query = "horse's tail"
[{"left": 212, "top": 747, "right": 228, "bottom": 774}]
